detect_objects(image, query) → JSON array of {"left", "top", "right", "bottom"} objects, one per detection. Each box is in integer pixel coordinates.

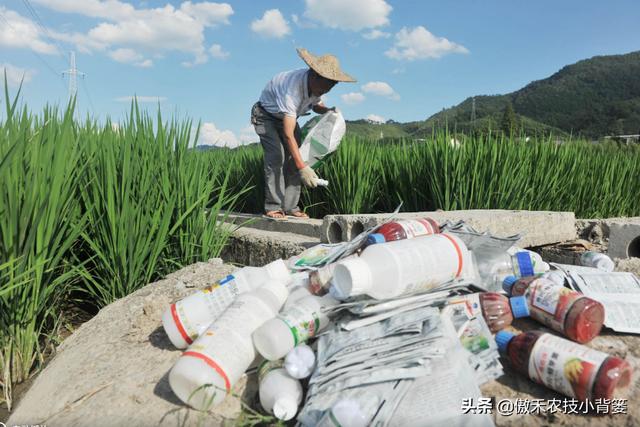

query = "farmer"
[{"left": 251, "top": 48, "right": 356, "bottom": 219}]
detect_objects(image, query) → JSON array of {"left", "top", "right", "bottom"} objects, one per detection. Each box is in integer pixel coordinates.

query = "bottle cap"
[
  {"left": 332, "top": 258, "right": 372, "bottom": 298},
  {"left": 502, "top": 275, "right": 518, "bottom": 294},
  {"left": 515, "top": 252, "right": 535, "bottom": 277},
  {"left": 284, "top": 344, "right": 316, "bottom": 379},
  {"left": 509, "top": 296, "right": 530, "bottom": 318},
  {"left": 495, "top": 330, "right": 516, "bottom": 353},
  {"left": 265, "top": 259, "right": 292, "bottom": 284},
  {"left": 366, "top": 233, "right": 386, "bottom": 245},
  {"left": 273, "top": 397, "right": 299, "bottom": 421}
]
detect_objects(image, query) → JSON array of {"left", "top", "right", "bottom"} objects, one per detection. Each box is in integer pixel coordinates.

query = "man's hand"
[{"left": 299, "top": 165, "right": 319, "bottom": 188}]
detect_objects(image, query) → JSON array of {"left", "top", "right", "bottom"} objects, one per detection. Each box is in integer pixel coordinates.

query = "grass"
[
  {"left": 0, "top": 87, "right": 244, "bottom": 408},
  {"left": 218, "top": 130, "right": 640, "bottom": 218}
]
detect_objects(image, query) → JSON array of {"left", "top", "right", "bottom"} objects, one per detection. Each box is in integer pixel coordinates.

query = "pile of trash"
[{"left": 159, "top": 214, "right": 638, "bottom": 426}]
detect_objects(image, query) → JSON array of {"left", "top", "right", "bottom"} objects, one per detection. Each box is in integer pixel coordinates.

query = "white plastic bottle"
[
  {"left": 169, "top": 280, "right": 288, "bottom": 410},
  {"left": 316, "top": 399, "right": 372, "bottom": 427},
  {"left": 162, "top": 259, "right": 291, "bottom": 348},
  {"left": 331, "top": 233, "right": 474, "bottom": 300},
  {"left": 253, "top": 294, "right": 338, "bottom": 361},
  {"left": 258, "top": 360, "right": 303, "bottom": 421},
  {"left": 580, "top": 251, "right": 615, "bottom": 272},
  {"left": 475, "top": 248, "right": 550, "bottom": 290},
  {"left": 284, "top": 285, "right": 313, "bottom": 310},
  {"left": 284, "top": 344, "right": 316, "bottom": 379}
]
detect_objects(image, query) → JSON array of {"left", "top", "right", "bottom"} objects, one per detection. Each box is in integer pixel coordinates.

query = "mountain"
[{"left": 308, "top": 51, "right": 640, "bottom": 139}]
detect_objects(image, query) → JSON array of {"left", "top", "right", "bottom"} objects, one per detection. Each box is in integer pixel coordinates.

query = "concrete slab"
[
  {"left": 220, "top": 224, "right": 320, "bottom": 267},
  {"left": 321, "top": 210, "right": 576, "bottom": 248},
  {"left": 220, "top": 211, "right": 322, "bottom": 239},
  {"left": 607, "top": 219, "right": 640, "bottom": 259}
]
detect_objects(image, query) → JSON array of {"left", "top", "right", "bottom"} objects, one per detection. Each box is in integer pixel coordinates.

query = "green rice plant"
[
  {"left": 0, "top": 85, "right": 86, "bottom": 408},
  {"left": 74, "top": 104, "right": 244, "bottom": 307}
]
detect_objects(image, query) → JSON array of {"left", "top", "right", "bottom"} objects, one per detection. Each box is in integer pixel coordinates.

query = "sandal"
[
  {"left": 264, "top": 210, "right": 286, "bottom": 220},
  {"left": 287, "top": 210, "right": 309, "bottom": 219}
]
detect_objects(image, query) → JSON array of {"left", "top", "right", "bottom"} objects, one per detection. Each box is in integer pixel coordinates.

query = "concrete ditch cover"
[{"left": 7, "top": 259, "right": 247, "bottom": 427}]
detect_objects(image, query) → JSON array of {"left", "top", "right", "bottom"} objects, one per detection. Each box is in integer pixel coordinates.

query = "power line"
[
  {"left": 0, "top": 10, "right": 65, "bottom": 89},
  {"left": 21, "top": 0, "right": 68, "bottom": 62},
  {"left": 81, "top": 77, "right": 96, "bottom": 117}
]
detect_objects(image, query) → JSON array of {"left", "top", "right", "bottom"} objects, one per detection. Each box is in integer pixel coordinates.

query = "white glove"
[{"left": 299, "top": 165, "right": 319, "bottom": 188}]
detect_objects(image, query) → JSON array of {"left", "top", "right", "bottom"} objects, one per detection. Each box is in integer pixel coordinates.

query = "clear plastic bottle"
[
  {"left": 496, "top": 330, "right": 632, "bottom": 401},
  {"left": 162, "top": 259, "right": 290, "bottom": 348},
  {"left": 580, "top": 251, "right": 615, "bottom": 272},
  {"left": 478, "top": 293, "right": 530, "bottom": 333},
  {"left": 253, "top": 294, "right": 338, "bottom": 361},
  {"left": 503, "top": 276, "right": 605, "bottom": 343},
  {"left": 258, "top": 360, "right": 303, "bottom": 421},
  {"left": 366, "top": 218, "right": 440, "bottom": 245},
  {"left": 284, "top": 344, "right": 316, "bottom": 379},
  {"left": 169, "top": 280, "right": 288, "bottom": 410},
  {"left": 332, "top": 233, "right": 474, "bottom": 300},
  {"left": 316, "top": 399, "right": 373, "bottom": 427},
  {"left": 475, "top": 249, "right": 549, "bottom": 290}
]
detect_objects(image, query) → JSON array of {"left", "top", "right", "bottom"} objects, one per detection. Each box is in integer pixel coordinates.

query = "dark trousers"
[{"left": 251, "top": 102, "right": 302, "bottom": 213}]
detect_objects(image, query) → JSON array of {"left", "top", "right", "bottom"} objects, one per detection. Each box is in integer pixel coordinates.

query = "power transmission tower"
[{"left": 62, "top": 51, "right": 85, "bottom": 103}]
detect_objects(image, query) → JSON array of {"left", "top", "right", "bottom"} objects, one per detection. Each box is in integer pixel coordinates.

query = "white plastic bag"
[{"left": 299, "top": 111, "right": 346, "bottom": 168}]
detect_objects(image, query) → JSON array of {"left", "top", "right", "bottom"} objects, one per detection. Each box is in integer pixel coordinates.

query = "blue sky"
[{"left": 1, "top": 0, "right": 639, "bottom": 147}]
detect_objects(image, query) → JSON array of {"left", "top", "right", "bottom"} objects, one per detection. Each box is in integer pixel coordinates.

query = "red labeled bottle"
[
  {"left": 503, "top": 276, "right": 605, "bottom": 344},
  {"left": 496, "top": 330, "right": 632, "bottom": 401},
  {"left": 366, "top": 218, "right": 439, "bottom": 245},
  {"left": 478, "top": 293, "right": 530, "bottom": 333}
]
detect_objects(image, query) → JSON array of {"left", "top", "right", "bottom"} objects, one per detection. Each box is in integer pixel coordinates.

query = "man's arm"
[{"left": 312, "top": 102, "right": 336, "bottom": 115}]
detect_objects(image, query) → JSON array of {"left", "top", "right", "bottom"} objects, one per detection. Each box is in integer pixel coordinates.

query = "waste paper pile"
[{"left": 159, "top": 215, "right": 637, "bottom": 426}]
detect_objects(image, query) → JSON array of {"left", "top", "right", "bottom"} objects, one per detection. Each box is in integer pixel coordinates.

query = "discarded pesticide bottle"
[
  {"left": 316, "top": 399, "right": 374, "bottom": 427},
  {"left": 366, "top": 218, "right": 440, "bottom": 245},
  {"left": 284, "top": 344, "right": 316, "bottom": 379},
  {"left": 503, "top": 276, "right": 605, "bottom": 343},
  {"left": 308, "top": 254, "right": 358, "bottom": 295},
  {"left": 162, "top": 259, "right": 290, "bottom": 348},
  {"left": 253, "top": 294, "right": 338, "bottom": 361},
  {"left": 258, "top": 360, "right": 303, "bottom": 421},
  {"left": 580, "top": 251, "right": 615, "bottom": 272},
  {"left": 169, "top": 280, "right": 288, "bottom": 410},
  {"left": 332, "top": 233, "right": 474, "bottom": 300},
  {"left": 475, "top": 249, "right": 549, "bottom": 290},
  {"left": 496, "top": 330, "right": 632, "bottom": 401},
  {"left": 477, "top": 293, "right": 530, "bottom": 333}
]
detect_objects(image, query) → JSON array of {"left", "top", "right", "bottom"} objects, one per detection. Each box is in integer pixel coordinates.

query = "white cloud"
[
  {"left": 291, "top": 13, "right": 317, "bottom": 29},
  {"left": 304, "top": 0, "right": 392, "bottom": 31},
  {"left": 366, "top": 114, "right": 385, "bottom": 124},
  {"left": 239, "top": 125, "right": 259, "bottom": 144},
  {"left": 385, "top": 26, "right": 469, "bottom": 61},
  {"left": 115, "top": 95, "right": 167, "bottom": 103},
  {"left": 209, "top": 44, "right": 229, "bottom": 59},
  {"left": 362, "top": 29, "right": 390, "bottom": 40},
  {"left": 391, "top": 67, "right": 405, "bottom": 75},
  {"left": 1, "top": 63, "right": 36, "bottom": 87},
  {"left": 31, "top": 1, "right": 234, "bottom": 66},
  {"left": 251, "top": 9, "right": 291, "bottom": 39},
  {"left": 108, "top": 48, "right": 153, "bottom": 67},
  {"left": 198, "top": 122, "right": 239, "bottom": 148},
  {"left": 0, "top": 7, "right": 59, "bottom": 55},
  {"left": 341, "top": 92, "right": 365, "bottom": 105},
  {"left": 362, "top": 81, "right": 399, "bottom": 100}
]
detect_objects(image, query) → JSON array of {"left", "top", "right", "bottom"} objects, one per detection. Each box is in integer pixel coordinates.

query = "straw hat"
[{"left": 297, "top": 48, "right": 356, "bottom": 83}]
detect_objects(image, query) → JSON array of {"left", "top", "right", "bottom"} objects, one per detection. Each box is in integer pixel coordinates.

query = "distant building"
[{"left": 604, "top": 134, "right": 640, "bottom": 144}]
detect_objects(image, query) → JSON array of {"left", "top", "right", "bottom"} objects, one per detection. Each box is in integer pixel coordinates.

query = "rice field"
[
  {"left": 219, "top": 133, "right": 640, "bottom": 219},
  {"left": 1, "top": 92, "right": 639, "bottom": 410}
]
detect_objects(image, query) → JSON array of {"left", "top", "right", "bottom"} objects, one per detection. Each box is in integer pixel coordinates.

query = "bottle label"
[
  {"left": 525, "top": 281, "right": 582, "bottom": 332},
  {"left": 399, "top": 219, "right": 436, "bottom": 239},
  {"left": 278, "top": 301, "right": 321, "bottom": 346},
  {"left": 257, "top": 359, "right": 284, "bottom": 383},
  {"left": 528, "top": 333, "right": 608, "bottom": 400}
]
